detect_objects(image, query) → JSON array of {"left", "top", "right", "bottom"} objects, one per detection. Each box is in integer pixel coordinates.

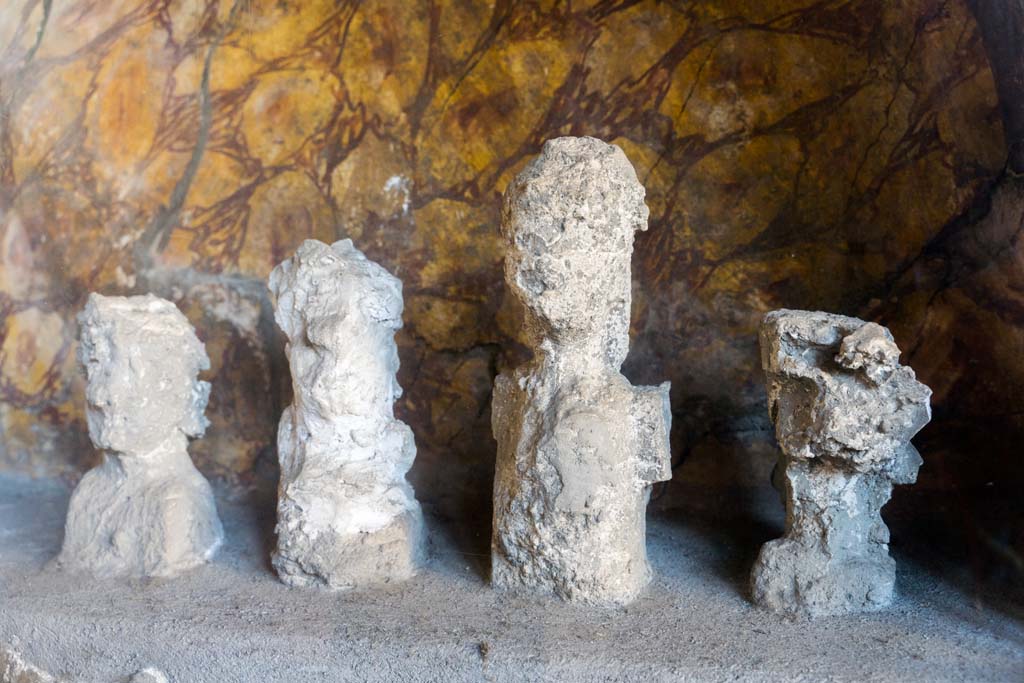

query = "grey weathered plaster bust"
[
  {"left": 57, "top": 293, "right": 223, "bottom": 578},
  {"left": 491, "top": 136, "right": 673, "bottom": 605},
  {"left": 751, "top": 309, "right": 932, "bottom": 617},
  {"left": 269, "top": 239, "right": 424, "bottom": 589}
]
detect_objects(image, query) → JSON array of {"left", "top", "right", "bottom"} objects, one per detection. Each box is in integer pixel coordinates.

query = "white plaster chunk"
[
  {"left": 1, "top": 645, "right": 63, "bottom": 683},
  {"left": 491, "top": 136, "right": 673, "bottom": 605},
  {"left": 57, "top": 293, "right": 223, "bottom": 579},
  {"left": 268, "top": 239, "right": 424, "bottom": 589},
  {"left": 130, "top": 668, "right": 170, "bottom": 683},
  {"left": 751, "top": 309, "right": 932, "bottom": 617}
]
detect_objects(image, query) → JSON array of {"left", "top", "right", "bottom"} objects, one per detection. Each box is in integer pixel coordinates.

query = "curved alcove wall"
[{"left": 0, "top": 0, "right": 1020, "bottom": 589}]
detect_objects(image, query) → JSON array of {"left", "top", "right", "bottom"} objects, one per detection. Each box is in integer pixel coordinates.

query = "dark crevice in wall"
[{"left": 967, "top": 0, "right": 1024, "bottom": 173}]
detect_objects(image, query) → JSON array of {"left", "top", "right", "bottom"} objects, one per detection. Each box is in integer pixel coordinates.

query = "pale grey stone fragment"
[
  {"left": 491, "top": 136, "right": 672, "bottom": 605},
  {"left": 130, "top": 668, "right": 169, "bottom": 683},
  {"left": 1, "top": 645, "right": 63, "bottom": 683},
  {"left": 751, "top": 309, "right": 932, "bottom": 617},
  {"left": 57, "top": 294, "right": 223, "bottom": 579},
  {"left": 268, "top": 239, "right": 424, "bottom": 589}
]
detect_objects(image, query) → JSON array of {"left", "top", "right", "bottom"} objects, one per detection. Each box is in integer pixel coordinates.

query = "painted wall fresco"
[{"left": 0, "top": 1, "right": 1014, "bottom": 531}]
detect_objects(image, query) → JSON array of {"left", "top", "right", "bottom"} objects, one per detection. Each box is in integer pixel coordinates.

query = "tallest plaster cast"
[{"left": 491, "top": 136, "right": 673, "bottom": 605}]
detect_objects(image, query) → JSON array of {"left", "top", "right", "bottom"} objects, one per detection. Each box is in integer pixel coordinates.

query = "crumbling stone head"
[
  {"left": 501, "top": 136, "right": 649, "bottom": 365},
  {"left": 78, "top": 293, "right": 210, "bottom": 457},
  {"left": 268, "top": 239, "right": 405, "bottom": 418},
  {"left": 760, "top": 309, "right": 932, "bottom": 479},
  {"left": 834, "top": 321, "right": 901, "bottom": 385},
  {"left": 753, "top": 310, "right": 932, "bottom": 616}
]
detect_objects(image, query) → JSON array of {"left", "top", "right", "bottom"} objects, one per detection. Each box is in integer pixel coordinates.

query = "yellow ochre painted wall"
[{"left": 0, "top": 1, "right": 1014, "bottom": 516}]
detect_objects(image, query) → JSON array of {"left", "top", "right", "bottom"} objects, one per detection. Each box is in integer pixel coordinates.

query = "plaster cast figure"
[
  {"left": 491, "top": 136, "right": 673, "bottom": 605},
  {"left": 751, "top": 309, "right": 932, "bottom": 617},
  {"left": 57, "top": 293, "right": 223, "bottom": 578},
  {"left": 269, "top": 239, "right": 424, "bottom": 589}
]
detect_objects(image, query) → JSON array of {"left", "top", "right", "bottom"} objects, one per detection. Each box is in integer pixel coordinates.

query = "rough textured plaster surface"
[
  {"left": 491, "top": 137, "right": 672, "bottom": 605},
  {"left": 57, "top": 294, "right": 223, "bottom": 579},
  {"left": 751, "top": 310, "right": 931, "bottom": 616},
  {"left": 269, "top": 238, "right": 424, "bottom": 589},
  {"left": 1, "top": 475, "right": 1022, "bottom": 682}
]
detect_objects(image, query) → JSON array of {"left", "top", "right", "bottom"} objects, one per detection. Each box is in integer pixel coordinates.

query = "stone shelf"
[{"left": 1, "top": 474, "right": 1021, "bottom": 682}]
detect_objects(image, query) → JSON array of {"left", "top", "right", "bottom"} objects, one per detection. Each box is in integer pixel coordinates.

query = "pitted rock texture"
[
  {"left": 57, "top": 294, "right": 223, "bottom": 579},
  {"left": 269, "top": 239, "right": 424, "bottom": 589},
  {"left": 751, "top": 309, "right": 932, "bottom": 617},
  {"left": 491, "top": 137, "right": 672, "bottom": 605}
]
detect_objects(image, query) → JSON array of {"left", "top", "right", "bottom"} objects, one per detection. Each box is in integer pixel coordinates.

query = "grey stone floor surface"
[{"left": 1, "top": 473, "right": 1021, "bottom": 682}]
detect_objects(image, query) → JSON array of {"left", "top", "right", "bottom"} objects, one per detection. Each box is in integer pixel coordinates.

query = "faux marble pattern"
[{"left": 0, "top": 1, "right": 1009, "bottom": 518}]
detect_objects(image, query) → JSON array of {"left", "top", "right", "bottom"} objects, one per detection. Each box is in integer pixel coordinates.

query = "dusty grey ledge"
[{"left": 1, "top": 474, "right": 1021, "bottom": 683}]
